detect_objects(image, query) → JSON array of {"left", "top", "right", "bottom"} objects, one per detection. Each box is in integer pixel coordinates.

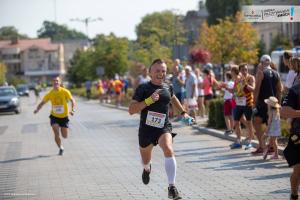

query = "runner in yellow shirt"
[{"left": 34, "top": 77, "right": 76, "bottom": 155}]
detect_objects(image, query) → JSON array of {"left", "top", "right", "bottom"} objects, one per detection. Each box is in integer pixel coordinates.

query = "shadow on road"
[{"left": 0, "top": 155, "right": 54, "bottom": 164}]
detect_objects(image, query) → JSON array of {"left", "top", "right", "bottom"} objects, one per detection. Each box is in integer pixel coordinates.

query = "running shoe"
[
  {"left": 142, "top": 164, "right": 151, "bottom": 185},
  {"left": 224, "top": 130, "right": 233, "bottom": 136},
  {"left": 251, "top": 147, "right": 263, "bottom": 155},
  {"left": 59, "top": 148, "right": 64, "bottom": 156},
  {"left": 230, "top": 142, "right": 242, "bottom": 149},
  {"left": 168, "top": 185, "right": 182, "bottom": 199},
  {"left": 244, "top": 143, "right": 253, "bottom": 150},
  {"left": 290, "top": 195, "right": 299, "bottom": 200},
  {"left": 241, "top": 138, "right": 250, "bottom": 145}
]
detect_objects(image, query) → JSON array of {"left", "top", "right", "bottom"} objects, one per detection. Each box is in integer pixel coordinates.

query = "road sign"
[{"left": 96, "top": 67, "right": 105, "bottom": 76}]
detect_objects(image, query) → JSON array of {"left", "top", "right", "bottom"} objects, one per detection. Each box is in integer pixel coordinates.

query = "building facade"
[{"left": 0, "top": 38, "right": 65, "bottom": 83}]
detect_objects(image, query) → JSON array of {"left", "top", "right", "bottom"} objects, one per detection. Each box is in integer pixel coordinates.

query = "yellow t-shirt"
[{"left": 43, "top": 87, "right": 73, "bottom": 118}]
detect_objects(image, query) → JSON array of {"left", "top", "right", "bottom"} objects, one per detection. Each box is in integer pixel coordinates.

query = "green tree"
[
  {"left": 37, "top": 21, "right": 87, "bottom": 40},
  {"left": 68, "top": 49, "right": 94, "bottom": 85},
  {"left": 93, "top": 34, "right": 129, "bottom": 78},
  {"left": 199, "top": 12, "right": 259, "bottom": 65},
  {"left": 0, "top": 62, "right": 7, "bottom": 85},
  {"left": 257, "top": 39, "right": 267, "bottom": 61},
  {"left": 270, "top": 34, "right": 293, "bottom": 53},
  {"left": 130, "top": 10, "right": 182, "bottom": 71},
  {"left": 68, "top": 33, "right": 129, "bottom": 85},
  {"left": 206, "top": 0, "right": 252, "bottom": 25},
  {"left": 136, "top": 11, "right": 186, "bottom": 47},
  {"left": 0, "top": 26, "right": 28, "bottom": 40}
]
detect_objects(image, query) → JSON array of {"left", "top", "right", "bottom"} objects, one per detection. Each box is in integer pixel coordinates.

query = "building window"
[
  {"left": 38, "top": 60, "right": 44, "bottom": 69},
  {"left": 28, "top": 49, "right": 40, "bottom": 59}
]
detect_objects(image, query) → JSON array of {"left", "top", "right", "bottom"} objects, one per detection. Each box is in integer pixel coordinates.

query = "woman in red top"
[{"left": 202, "top": 69, "right": 218, "bottom": 115}]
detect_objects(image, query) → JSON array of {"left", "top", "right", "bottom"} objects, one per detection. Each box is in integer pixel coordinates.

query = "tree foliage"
[
  {"left": 68, "top": 34, "right": 129, "bottom": 85},
  {"left": 129, "top": 10, "right": 183, "bottom": 71},
  {"left": 136, "top": 11, "right": 186, "bottom": 47},
  {"left": 198, "top": 12, "right": 258, "bottom": 64},
  {"left": 257, "top": 39, "right": 267, "bottom": 61},
  {"left": 270, "top": 34, "right": 293, "bottom": 53},
  {"left": 0, "top": 26, "right": 28, "bottom": 40},
  {"left": 189, "top": 48, "right": 211, "bottom": 64},
  {"left": 68, "top": 10, "right": 183, "bottom": 84},
  {"left": 37, "top": 21, "right": 87, "bottom": 40},
  {"left": 93, "top": 34, "right": 129, "bottom": 78},
  {"left": 206, "top": 0, "right": 252, "bottom": 25}
]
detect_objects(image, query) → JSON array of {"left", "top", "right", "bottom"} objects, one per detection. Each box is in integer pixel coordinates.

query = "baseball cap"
[
  {"left": 260, "top": 54, "right": 271, "bottom": 62},
  {"left": 185, "top": 65, "right": 192, "bottom": 71}
]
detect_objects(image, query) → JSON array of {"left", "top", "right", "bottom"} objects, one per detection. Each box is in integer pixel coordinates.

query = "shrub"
[
  {"left": 208, "top": 98, "right": 226, "bottom": 129},
  {"left": 208, "top": 99, "right": 216, "bottom": 127}
]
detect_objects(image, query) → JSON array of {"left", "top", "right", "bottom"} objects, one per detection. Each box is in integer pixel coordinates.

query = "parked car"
[
  {"left": 0, "top": 86, "right": 21, "bottom": 114},
  {"left": 16, "top": 84, "right": 30, "bottom": 96}
]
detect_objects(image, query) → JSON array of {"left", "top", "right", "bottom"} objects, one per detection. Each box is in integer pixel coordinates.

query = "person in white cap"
[{"left": 252, "top": 54, "right": 282, "bottom": 155}]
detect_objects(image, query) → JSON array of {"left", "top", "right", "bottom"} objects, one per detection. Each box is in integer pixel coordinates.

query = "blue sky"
[{"left": 0, "top": 0, "right": 201, "bottom": 39}]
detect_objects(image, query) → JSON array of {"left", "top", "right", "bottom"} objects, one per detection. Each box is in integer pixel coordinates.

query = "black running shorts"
[{"left": 49, "top": 115, "right": 69, "bottom": 128}]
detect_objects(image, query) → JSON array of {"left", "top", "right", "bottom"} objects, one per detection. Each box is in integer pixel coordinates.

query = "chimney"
[{"left": 11, "top": 37, "right": 19, "bottom": 45}]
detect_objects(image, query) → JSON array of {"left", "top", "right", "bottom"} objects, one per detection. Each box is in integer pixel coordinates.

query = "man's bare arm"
[
  {"left": 34, "top": 100, "right": 46, "bottom": 114},
  {"left": 281, "top": 106, "right": 300, "bottom": 119},
  {"left": 128, "top": 100, "right": 147, "bottom": 115}
]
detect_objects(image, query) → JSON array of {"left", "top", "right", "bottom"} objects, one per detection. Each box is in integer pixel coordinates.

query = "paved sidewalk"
[{"left": 0, "top": 97, "right": 293, "bottom": 200}]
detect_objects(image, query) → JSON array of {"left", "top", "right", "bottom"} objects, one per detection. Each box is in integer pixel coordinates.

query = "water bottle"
[{"left": 181, "top": 117, "right": 195, "bottom": 126}]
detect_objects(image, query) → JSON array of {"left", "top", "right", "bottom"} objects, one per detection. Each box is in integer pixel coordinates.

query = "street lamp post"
[
  {"left": 171, "top": 9, "right": 181, "bottom": 60},
  {"left": 70, "top": 17, "right": 103, "bottom": 39}
]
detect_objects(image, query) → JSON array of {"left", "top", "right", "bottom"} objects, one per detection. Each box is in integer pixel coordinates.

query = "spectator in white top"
[
  {"left": 221, "top": 71, "right": 235, "bottom": 135},
  {"left": 283, "top": 51, "right": 297, "bottom": 94},
  {"left": 195, "top": 68, "right": 205, "bottom": 118},
  {"left": 185, "top": 65, "right": 198, "bottom": 122}
]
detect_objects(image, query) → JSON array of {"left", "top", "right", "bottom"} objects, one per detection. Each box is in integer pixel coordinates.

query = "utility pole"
[
  {"left": 53, "top": 0, "right": 57, "bottom": 22},
  {"left": 70, "top": 17, "right": 103, "bottom": 39}
]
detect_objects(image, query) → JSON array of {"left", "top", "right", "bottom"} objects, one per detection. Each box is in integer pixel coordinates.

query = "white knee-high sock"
[{"left": 165, "top": 156, "right": 176, "bottom": 185}]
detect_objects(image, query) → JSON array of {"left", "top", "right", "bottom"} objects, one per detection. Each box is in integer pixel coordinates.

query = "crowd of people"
[
  {"left": 166, "top": 53, "right": 300, "bottom": 200},
  {"left": 83, "top": 76, "right": 130, "bottom": 107}
]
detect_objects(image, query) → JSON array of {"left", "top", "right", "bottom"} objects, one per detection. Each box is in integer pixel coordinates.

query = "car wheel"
[{"left": 15, "top": 107, "right": 21, "bottom": 114}]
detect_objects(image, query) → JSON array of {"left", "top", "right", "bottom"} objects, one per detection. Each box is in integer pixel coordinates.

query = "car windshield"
[{"left": 0, "top": 88, "right": 17, "bottom": 96}]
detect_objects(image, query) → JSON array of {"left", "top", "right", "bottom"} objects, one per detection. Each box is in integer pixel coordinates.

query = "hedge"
[{"left": 208, "top": 98, "right": 226, "bottom": 129}]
